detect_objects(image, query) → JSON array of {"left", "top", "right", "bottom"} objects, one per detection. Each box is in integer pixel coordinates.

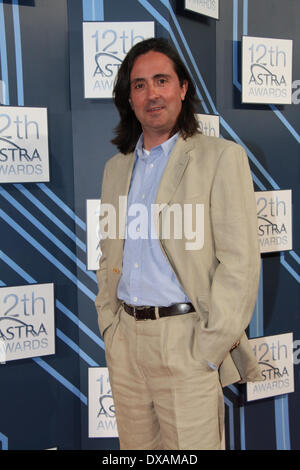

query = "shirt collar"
[{"left": 135, "top": 132, "right": 179, "bottom": 162}]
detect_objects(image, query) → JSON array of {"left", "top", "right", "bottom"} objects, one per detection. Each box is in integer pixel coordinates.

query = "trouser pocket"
[
  {"left": 163, "top": 312, "right": 214, "bottom": 376},
  {"left": 104, "top": 307, "right": 122, "bottom": 355}
]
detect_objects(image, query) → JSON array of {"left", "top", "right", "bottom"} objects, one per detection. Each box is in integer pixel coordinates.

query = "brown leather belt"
[{"left": 123, "top": 302, "right": 194, "bottom": 321}]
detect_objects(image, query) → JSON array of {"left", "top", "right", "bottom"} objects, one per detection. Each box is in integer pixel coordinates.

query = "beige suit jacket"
[{"left": 95, "top": 133, "right": 262, "bottom": 387}]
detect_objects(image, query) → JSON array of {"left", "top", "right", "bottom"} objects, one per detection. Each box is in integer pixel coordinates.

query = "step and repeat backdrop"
[{"left": 0, "top": 0, "right": 299, "bottom": 450}]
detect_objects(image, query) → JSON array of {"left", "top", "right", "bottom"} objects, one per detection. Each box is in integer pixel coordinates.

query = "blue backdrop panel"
[
  {"left": 0, "top": 0, "right": 81, "bottom": 450},
  {"left": 0, "top": 0, "right": 299, "bottom": 450}
]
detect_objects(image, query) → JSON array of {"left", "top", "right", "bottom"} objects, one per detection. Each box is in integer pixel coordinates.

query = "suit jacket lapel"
[
  {"left": 114, "top": 151, "right": 135, "bottom": 261},
  {"left": 155, "top": 136, "right": 193, "bottom": 209},
  {"left": 118, "top": 151, "right": 136, "bottom": 198}
]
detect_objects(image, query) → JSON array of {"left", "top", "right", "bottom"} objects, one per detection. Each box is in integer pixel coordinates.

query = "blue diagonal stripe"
[
  {"left": 251, "top": 171, "right": 267, "bottom": 191},
  {"left": 14, "top": 184, "right": 86, "bottom": 253},
  {"left": 0, "top": 431, "right": 8, "bottom": 450},
  {"left": 0, "top": 209, "right": 96, "bottom": 301},
  {"left": 0, "top": 250, "right": 104, "bottom": 349},
  {"left": 0, "top": 250, "right": 36, "bottom": 283},
  {"left": 290, "top": 251, "right": 300, "bottom": 264},
  {"left": 56, "top": 299, "right": 104, "bottom": 349},
  {"left": 280, "top": 253, "right": 300, "bottom": 284},
  {"left": 0, "top": 187, "right": 96, "bottom": 282},
  {"left": 32, "top": 357, "right": 87, "bottom": 405},
  {"left": 37, "top": 183, "right": 86, "bottom": 231},
  {"left": 220, "top": 116, "right": 280, "bottom": 189},
  {"left": 269, "top": 105, "right": 300, "bottom": 144},
  {"left": 227, "top": 384, "right": 240, "bottom": 396},
  {"left": 56, "top": 328, "right": 99, "bottom": 367}
]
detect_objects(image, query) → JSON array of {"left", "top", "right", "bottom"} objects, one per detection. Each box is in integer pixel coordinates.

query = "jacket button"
[{"left": 112, "top": 268, "right": 120, "bottom": 274}]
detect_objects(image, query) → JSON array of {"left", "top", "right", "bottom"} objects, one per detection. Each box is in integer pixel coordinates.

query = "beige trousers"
[{"left": 104, "top": 305, "right": 224, "bottom": 450}]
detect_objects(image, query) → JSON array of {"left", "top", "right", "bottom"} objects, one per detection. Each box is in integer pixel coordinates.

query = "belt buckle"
[
  {"left": 133, "top": 305, "right": 149, "bottom": 321},
  {"left": 133, "top": 306, "right": 138, "bottom": 320},
  {"left": 133, "top": 306, "right": 143, "bottom": 321}
]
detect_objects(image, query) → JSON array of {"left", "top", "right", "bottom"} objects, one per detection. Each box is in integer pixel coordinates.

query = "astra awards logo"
[
  {"left": 0, "top": 107, "right": 49, "bottom": 183},
  {"left": 256, "top": 190, "right": 292, "bottom": 253},
  {"left": 88, "top": 367, "right": 118, "bottom": 438},
  {"left": 196, "top": 113, "right": 220, "bottom": 137},
  {"left": 242, "top": 36, "right": 293, "bottom": 104},
  {"left": 97, "top": 382, "right": 115, "bottom": 421},
  {"left": 0, "top": 284, "right": 55, "bottom": 362},
  {"left": 247, "top": 333, "right": 294, "bottom": 401},
  {"left": 94, "top": 50, "right": 123, "bottom": 83},
  {"left": 185, "top": 0, "right": 219, "bottom": 20},
  {"left": 83, "top": 22, "right": 155, "bottom": 99},
  {"left": 0, "top": 136, "right": 42, "bottom": 178}
]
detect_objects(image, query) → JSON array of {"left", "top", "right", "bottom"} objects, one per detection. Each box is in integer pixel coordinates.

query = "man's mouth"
[{"left": 147, "top": 106, "right": 164, "bottom": 113}]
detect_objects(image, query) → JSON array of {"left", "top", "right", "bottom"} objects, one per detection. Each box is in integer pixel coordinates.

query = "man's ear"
[{"left": 180, "top": 80, "right": 188, "bottom": 101}]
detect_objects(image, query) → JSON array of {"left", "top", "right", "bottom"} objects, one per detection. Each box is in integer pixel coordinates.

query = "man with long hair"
[{"left": 95, "top": 37, "right": 261, "bottom": 450}]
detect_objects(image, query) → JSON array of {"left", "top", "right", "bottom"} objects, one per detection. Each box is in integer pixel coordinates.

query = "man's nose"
[{"left": 147, "top": 82, "right": 159, "bottom": 100}]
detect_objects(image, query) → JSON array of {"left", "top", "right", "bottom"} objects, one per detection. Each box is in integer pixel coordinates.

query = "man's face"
[{"left": 129, "top": 51, "right": 188, "bottom": 146}]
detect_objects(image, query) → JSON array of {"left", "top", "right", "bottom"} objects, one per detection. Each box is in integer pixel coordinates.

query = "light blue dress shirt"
[{"left": 117, "top": 133, "right": 190, "bottom": 306}]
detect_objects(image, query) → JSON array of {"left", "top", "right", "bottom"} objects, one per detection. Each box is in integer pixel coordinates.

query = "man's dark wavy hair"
[{"left": 111, "top": 37, "right": 199, "bottom": 154}]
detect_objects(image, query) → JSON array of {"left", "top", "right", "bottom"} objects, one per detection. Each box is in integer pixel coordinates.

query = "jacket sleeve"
[
  {"left": 94, "top": 163, "right": 115, "bottom": 338},
  {"left": 196, "top": 143, "right": 261, "bottom": 368}
]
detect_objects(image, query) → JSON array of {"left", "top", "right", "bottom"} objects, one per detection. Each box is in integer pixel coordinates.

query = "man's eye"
[
  {"left": 157, "top": 78, "right": 167, "bottom": 86},
  {"left": 134, "top": 82, "right": 144, "bottom": 90}
]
